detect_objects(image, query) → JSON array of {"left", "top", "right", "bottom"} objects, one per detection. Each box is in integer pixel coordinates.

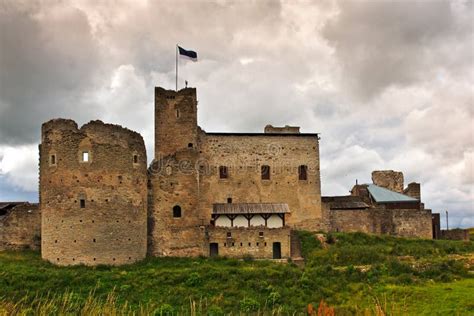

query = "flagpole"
[{"left": 176, "top": 44, "right": 178, "bottom": 91}]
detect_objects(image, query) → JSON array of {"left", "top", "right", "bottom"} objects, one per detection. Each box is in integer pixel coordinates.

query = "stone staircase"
[{"left": 290, "top": 230, "right": 305, "bottom": 266}]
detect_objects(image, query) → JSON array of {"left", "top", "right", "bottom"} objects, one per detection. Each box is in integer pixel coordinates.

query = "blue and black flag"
[{"left": 178, "top": 46, "right": 198, "bottom": 61}]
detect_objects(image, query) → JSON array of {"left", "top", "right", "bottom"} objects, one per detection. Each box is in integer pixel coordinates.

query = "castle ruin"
[{"left": 0, "top": 87, "right": 438, "bottom": 265}]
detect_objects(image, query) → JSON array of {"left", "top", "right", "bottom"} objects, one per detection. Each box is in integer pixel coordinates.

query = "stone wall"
[
  {"left": 264, "top": 125, "right": 300, "bottom": 134},
  {"left": 154, "top": 87, "right": 198, "bottom": 159},
  {"left": 207, "top": 226, "right": 291, "bottom": 259},
  {"left": 404, "top": 182, "right": 421, "bottom": 200},
  {"left": 391, "top": 209, "right": 432, "bottom": 238},
  {"left": 0, "top": 203, "right": 40, "bottom": 250},
  {"left": 432, "top": 213, "right": 441, "bottom": 239},
  {"left": 149, "top": 87, "right": 323, "bottom": 257},
  {"left": 441, "top": 229, "right": 469, "bottom": 241},
  {"left": 372, "top": 170, "right": 404, "bottom": 193},
  {"left": 198, "top": 133, "right": 322, "bottom": 229},
  {"left": 329, "top": 209, "right": 373, "bottom": 233},
  {"left": 148, "top": 150, "right": 205, "bottom": 257},
  {"left": 40, "top": 119, "right": 148, "bottom": 266},
  {"left": 327, "top": 207, "right": 433, "bottom": 238},
  {"left": 149, "top": 87, "right": 204, "bottom": 257}
]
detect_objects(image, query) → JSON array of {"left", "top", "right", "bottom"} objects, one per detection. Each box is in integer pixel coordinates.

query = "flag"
[{"left": 178, "top": 46, "right": 198, "bottom": 62}]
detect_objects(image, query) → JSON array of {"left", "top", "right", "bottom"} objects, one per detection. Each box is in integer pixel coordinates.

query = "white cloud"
[{"left": 0, "top": 145, "right": 38, "bottom": 192}]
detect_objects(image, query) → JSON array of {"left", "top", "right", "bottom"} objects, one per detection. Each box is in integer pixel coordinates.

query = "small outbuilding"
[{"left": 208, "top": 203, "right": 291, "bottom": 259}]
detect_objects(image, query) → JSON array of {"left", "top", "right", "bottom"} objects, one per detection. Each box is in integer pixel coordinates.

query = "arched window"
[
  {"left": 261, "top": 165, "right": 270, "bottom": 180},
  {"left": 298, "top": 165, "right": 308, "bottom": 180},
  {"left": 219, "top": 166, "right": 228, "bottom": 179},
  {"left": 173, "top": 205, "right": 182, "bottom": 218}
]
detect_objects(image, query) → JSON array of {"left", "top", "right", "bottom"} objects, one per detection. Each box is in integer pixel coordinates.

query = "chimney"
[{"left": 404, "top": 182, "right": 421, "bottom": 200}]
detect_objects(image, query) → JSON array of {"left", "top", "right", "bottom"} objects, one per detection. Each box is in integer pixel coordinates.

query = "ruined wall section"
[
  {"left": 264, "top": 125, "right": 300, "bottom": 134},
  {"left": 328, "top": 209, "right": 373, "bottom": 234},
  {"left": 327, "top": 207, "right": 433, "bottom": 238},
  {"left": 0, "top": 203, "right": 40, "bottom": 250},
  {"left": 441, "top": 229, "right": 470, "bottom": 241},
  {"left": 154, "top": 87, "right": 198, "bottom": 159},
  {"left": 40, "top": 119, "right": 147, "bottom": 266},
  {"left": 391, "top": 209, "right": 432, "bottom": 238},
  {"left": 198, "top": 134, "right": 322, "bottom": 230},
  {"left": 404, "top": 183, "right": 421, "bottom": 200},
  {"left": 148, "top": 150, "right": 204, "bottom": 257},
  {"left": 372, "top": 170, "right": 404, "bottom": 193}
]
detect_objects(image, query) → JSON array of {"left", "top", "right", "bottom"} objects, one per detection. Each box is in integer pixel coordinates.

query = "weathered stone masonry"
[
  {"left": 0, "top": 86, "right": 441, "bottom": 266},
  {"left": 148, "top": 87, "right": 323, "bottom": 258},
  {"left": 0, "top": 202, "right": 40, "bottom": 251},
  {"left": 40, "top": 119, "right": 148, "bottom": 266}
]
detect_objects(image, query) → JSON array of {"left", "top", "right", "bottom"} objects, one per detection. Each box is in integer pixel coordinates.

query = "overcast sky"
[{"left": 0, "top": 0, "right": 472, "bottom": 228}]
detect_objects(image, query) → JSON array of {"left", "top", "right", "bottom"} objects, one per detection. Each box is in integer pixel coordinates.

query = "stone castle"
[{"left": 0, "top": 87, "right": 440, "bottom": 266}]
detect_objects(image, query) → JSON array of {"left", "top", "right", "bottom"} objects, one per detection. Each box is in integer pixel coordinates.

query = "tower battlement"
[
  {"left": 39, "top": 119, "right": 148, "bottom": 266},
  {"left": 154, "top": 87, "right": 198, "bottom": 159}
]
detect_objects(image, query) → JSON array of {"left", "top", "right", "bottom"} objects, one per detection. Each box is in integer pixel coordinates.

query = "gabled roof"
[
  {"left": 367, "top": 184, "right": 418, "bottom": 203},
  {"left": 213, "top": 203, "right": 290, "bottom": 215}
]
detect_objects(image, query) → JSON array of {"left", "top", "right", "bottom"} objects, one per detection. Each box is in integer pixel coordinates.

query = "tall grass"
[{"left": 0, "top": 231, "right": 472, "bottom": 314}]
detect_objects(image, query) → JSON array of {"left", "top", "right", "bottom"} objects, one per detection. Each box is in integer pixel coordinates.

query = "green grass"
[{"left": 0, "top": 232, "right": 473, "bottom": 315}]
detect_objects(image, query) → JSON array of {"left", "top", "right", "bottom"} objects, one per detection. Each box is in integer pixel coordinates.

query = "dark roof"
[
  {"left": 205, "top": 132, "right": 319, "bottom": 137},
  {"left": 322, "top": 196, "right": 370, "bottom": 210},
  {"left": 213, "top": 203, "right": 290, "bottom": 214},
  {"left": 0, "top": 202, "right": 28, "bottom": 211},
  {"left": 367, "top": 184, "right": 418, "bottom": 203}
]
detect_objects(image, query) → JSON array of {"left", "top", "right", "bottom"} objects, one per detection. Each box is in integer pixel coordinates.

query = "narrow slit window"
[
  {"left": 82, "top": 152, "right": 89, "bottom": 162},
  {"left": 176, "top": 109, "right": 180, "bottom": 118},
  {"left": 173, "top": 205, "right": 181, "bottom": 218},
  {"left": 50, "top": 154, "right": 56, "bottom": 165},
  {"left": 298, "top": 165, "right": 308, "bottom": 180},
  {"left": 133, "top": 155, "right": 138, "bottom": 164},
  {"left": 219, "top": 166, "right": 228, "bottom": 179},
  {"left": 261, "top": 165, "right": 270, "bottom": 180},
  {"left": 80, "top": 199, "right": 86, "bottom": 208}
]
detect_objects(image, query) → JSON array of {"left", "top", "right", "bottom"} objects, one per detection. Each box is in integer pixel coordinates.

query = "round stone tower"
[{"left": 40, "top": 119, "right": 147, "bottom": 266}]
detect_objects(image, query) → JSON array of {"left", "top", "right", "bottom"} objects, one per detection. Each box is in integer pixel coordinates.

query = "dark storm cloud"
[
  {"left": 0, "top": 0, "right": 472, "bottom": 227},
  {"left": 0, "top": 1, "right": 102, "bottom": 144}
]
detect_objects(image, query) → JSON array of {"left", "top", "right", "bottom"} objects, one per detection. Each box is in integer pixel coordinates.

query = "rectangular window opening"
[
  {"left": 299, "top": 165, "right": 308, "bottom": 180},
  {"left": 82, "top": 152, "right": 89, "bottom": 162},
  {"left": 80, "top": 199, "right": 86, "bottom": 208},
  {"left": 219, "top": 166, "right": 228, "bottom": 179},
  {"left": 261, "top": 165, "right": 270, "bottom": 180},
  {"left": 133, "top": 155, "right": 138, "bottom": 164},
  {"left": 50, "top": 155, "right": 56, "bottom": 165}
]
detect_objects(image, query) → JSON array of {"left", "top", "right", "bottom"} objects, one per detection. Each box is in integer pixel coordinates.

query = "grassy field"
[{"left": 0, "top": 232, "right": 473, "bottom": 315}]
